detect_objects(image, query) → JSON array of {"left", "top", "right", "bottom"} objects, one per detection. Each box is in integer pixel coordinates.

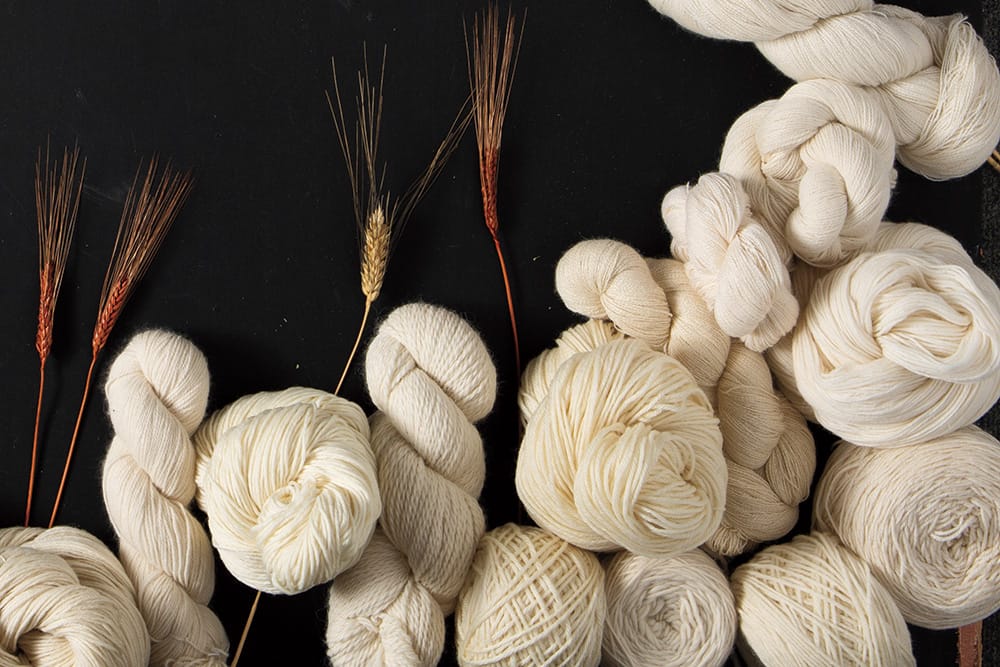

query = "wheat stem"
[
  {"left": 25, "top": 362, "right": 46, "bottom": 527},
  {"left": 48, "top": 353, "right": 97, "bottom": 528},
  {"left": 230, "top": 590, "right": 262, "bottom": 667},
  {"left": 335, "top": 297, "right": 373, "bottom": 395}
]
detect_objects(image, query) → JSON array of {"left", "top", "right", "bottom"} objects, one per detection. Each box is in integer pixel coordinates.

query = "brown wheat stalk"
[{"left": 48, "top": 157, "right": 193, "bottom": 528}]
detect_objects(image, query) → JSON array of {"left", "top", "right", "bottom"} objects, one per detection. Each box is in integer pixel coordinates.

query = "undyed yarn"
[
  {"left": 102, "top": 330, "right": 228, "bottom": 665},
  {"left": 814, "top": 426, "right": 1000, "bottom": 629},
  {"left": 327, "top": 302, "right": 497, "bottom": 666},
  {"left": 455, "top": 524, "right": 606, "bottom": 667},
  {"left": 732, "top": 532, "right": 914, "bottom": 667},
  {"left": 193, "top": 386, "right": 380, "bottom": 595},
  {"left": 0, "top": 526, "right": 150, "bottom": 667},
  {"left": 603, "top": 549, "right": 736, "bottom": 667}
]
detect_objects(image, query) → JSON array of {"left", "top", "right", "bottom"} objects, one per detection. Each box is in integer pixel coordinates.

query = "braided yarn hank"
[
  {"left": 327, "top": 302, "right": 497, "bottom": 666},
  {"left": 102, "top": 330, "right": 228, "bottom": 665}
]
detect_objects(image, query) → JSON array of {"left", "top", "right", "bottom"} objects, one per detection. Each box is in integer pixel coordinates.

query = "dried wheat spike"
[{"left": 988, "top": 149, "right": 1000, "bottom": 173}]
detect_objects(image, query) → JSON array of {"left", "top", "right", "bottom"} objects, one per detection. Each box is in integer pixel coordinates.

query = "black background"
[{"left": 0, "top": 1, "right": 995, "bottom": 665}]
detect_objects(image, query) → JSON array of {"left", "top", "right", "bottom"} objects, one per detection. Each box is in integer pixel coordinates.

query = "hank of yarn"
[
  {"left": 103, "top": 330, "right": 228, "bottom": 665},
  {"left": 327, "top": 302, "right": 497, "bottom": 667},
  {"left": 732, "top": 532, "right": 914, "bottom": 667},
  {"left": 603, "top": 549, "right": 736, "bottom": 667},
  {"left": 517, "top": 337, "right": 726, "bottom": 557},
  {"left": 0, "top": 526, "right": 150, "bottom": 667},
  {"left": 814, "top": 427, "right": 1000, "bottom": 629},
  {"left": 193, "top": 386, "right": 379, "bottom": 595},
  {"left": 455, "top": 524, "right": 606, "bottom": 667}
]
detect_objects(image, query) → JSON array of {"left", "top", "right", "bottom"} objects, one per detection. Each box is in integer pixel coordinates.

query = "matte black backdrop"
[{"left": 0, "top": 1, "right": 995, "bottom": 665}]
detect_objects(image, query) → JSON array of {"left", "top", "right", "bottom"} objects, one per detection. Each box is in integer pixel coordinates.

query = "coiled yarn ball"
[
  {"left": 603, "top": 549, "right": 736, "bottom": 667},
  {"left": 455, "top": 524, "right": 606, "bottom": 667},
  {"left": 0, "top": 526, "right": 150, "bottom": 667},
  {"left": 732, "top": 532, "right": 914, "bottom": 667},
  {"left": 814, "top": 426, "right": 1000, "bottom": 629},
  {"left": 193, "top": 386, "right": 379, "bottom": 595}
]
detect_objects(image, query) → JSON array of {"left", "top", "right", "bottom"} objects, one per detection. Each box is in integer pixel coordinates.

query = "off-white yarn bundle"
[
  {"left": 0, "top": 526, "right": 150, "bottom": 667},
  {"left": 102, "top": 330, "right": 228, "bottom": 665},
  {"left": 732, "top": 532, "right": 915, "bottom": 667},
  {"left": 814, "top": 426, "right": 1000, "bottom": 629},
  {"left": 602, "top": 549, "right": 736, "bottom": 667},
  {"left": 327, "top": 302, "right": 497, "bottom": 666},
  {"left": 455, "top": 524, "right": 606, "bottom": 667},
  {"left": 193, "top": 386, "right": 380, "bottom": 595}
]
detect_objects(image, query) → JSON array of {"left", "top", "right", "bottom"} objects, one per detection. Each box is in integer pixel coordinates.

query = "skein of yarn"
[
  {"left": 193, "top": 386, "right": 380, "bottom": 595},
  {"left": 326, "top": 302, "right": 497, "bottom": 667},
  {"left": 102, "top": 330, "right": 229, "bottom": 665},
  {"left": 603, "top": 549, "right": 736, "bottom": 667},
  {"left": 732, "top": 532, "right": 914, "bottom": 667},
  {"left": 455, "top": 524, "right": 606, "bottom": 667},
  {"left": 814, "top": 426, "right": 1000, "bottom": 629},
  {"left": 0, "top": 526, "right": 150, "bottom": 667}
]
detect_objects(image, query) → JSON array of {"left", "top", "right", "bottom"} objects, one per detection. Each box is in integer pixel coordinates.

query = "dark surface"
[{"left": 0, "top": 1, "right": 995, "bottom": 665}]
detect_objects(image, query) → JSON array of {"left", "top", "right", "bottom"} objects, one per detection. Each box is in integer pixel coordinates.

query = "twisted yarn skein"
[
  {"left": 102, "top": 330, "right": 228, "bottom": 665},
  {"left": 193, "top": 386, "right": 379, "bottom": 595},
  {"left": 814, "top": 426, "right": 1000, "bottom": 629},
  {"left": 455, "top": 524, "right": 606, "bottom": 667},
  {"left": 327, "top": 302, "right": 497, "bottom": 666},
  {"left": 602, "top": 549, "right": 736, "bottom": 667},
  {"left": 0, "top": 526, "right": 150, "bottom": 667}
]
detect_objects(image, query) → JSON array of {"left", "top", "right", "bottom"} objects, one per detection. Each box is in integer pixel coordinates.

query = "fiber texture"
[
  {"left": 732, "top": 532, "right": 914, "bottom": 667},
  {"left": 602, "top": 549, "right": 736, "bottom": 667},
  {"left": 0, "top": 526, "right": 150, "bottom": 667},
  {"left": 327, "top": 302, "right": 497, "bottom": 666},
  {"left": 193, "top": 386, "right": 379, "bottom": 595},
  {"left": 455, "top": 524, "right": 605, "bottom": 667},
  {"left": 814, "top": 427, "right": 1000, "bottom": 629},
  {"left": 102, "top": 330, "right": 228, "bottom": 665}
]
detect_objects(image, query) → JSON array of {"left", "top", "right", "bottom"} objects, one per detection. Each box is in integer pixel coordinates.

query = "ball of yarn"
[
  {"left": 193, "top": 386, "right": 379, "bottom": 595},
  {"left": 103, "top": 330, "right": 229, "bottom": 665},
  {"left": 455, "top": 524, "right": 606, "bottom": 667},
  {"left": 603, "top": 549, "right": 736, "bottom": 667},
  {"left": 0, "top": 526, "right": 150, "bottom": 667},
  {"left": 814, "top": 427, "right": 1000, "bottom": 628},
  {"left": 732, "top": 532, "right": 914, "bottom": 667},
  {"left": 517, "top": 337, "right": 726, "bottom": 557},
  {"left": 327, "top": 302, "right": 497, "bottom": 666}
]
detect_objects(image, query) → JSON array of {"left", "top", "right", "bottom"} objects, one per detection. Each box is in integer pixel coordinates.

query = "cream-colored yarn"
[
  {"left": 814, "top": 427, "right": 1000, "bottom": 629},
  {"left": 517, "top": 337, "right": 726, "bottom": 557},
  {"left": 327, "top": 302, "right": 497, "bottom": 666},
  {"left": 0, "top": 526, "right": 150, "bottom": 667},
  {"left": 455, "top": 524, "right": 606, "bottom": 667},
  {"left": 732, "top": 532, "right": 915, "bottom": 667},
  {"left": 603, "top": 549, "right": 736, "bottom": 667},
  {"left": 193, "top": 386, "right": 379, "bottom": 595},
  {"left": 102, "top": 330, "right": 228, "bottom": 666}
]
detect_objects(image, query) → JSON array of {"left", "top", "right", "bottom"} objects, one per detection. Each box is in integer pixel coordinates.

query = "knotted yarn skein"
[
  {"left": 0, "top": 526, "right": 150, "bottom": 667},
  {"left": 603, "top": 549, "right": 736, "bottom": 667},
  {"left": 327, "top": 302, "right": 497, "bottom": 666},
  {"left": 732, "top": 532, "right": 915, "bottom": 667},
  {"left": 102, "top": 330, "right": 228, "bottom": 665},
  {"left": 814, "top": 427, "right": 1000, "bottom": 629},
  {"left": 193, "top": 386, "right": 379, "bottom": 595},
  {"left": 455, "top": 524, "right": 606, "bottom": 667}
]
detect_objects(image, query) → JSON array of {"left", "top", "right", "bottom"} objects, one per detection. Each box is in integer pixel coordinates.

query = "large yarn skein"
[
  {"left": 327, "top": 302, "right": 497, "bottom": 666},
  {"left": 103, "top": 330, "right": 228, "bottom": 665}
]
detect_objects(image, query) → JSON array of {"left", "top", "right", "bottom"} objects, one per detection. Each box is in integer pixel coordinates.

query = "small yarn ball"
[
  {"left": 732, "top": 532, "right": 914, "bottom": 667},
  {"left": 603, "top": 549, "right": 736, "bottom": 667},
  {"left": 455, "top": 524, "right": 606, "bottom": 667},
  {"left": 814, "top": 427, "right": 1000, "bottom": 628},
  {"left": 194, "top": 386, "right": 379, "bottom": 595},
  {"left": 517, "top": 337, "right": 726, "bottom": 557},
  {"left": 0, "top": 526, "right": 150, "bottom": 667}
]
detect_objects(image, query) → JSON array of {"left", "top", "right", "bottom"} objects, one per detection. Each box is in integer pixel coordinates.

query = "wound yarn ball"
[
  {"left": 455, "top": 524, "right": 606, "bottom": 667},
  {"left": 814, "top": 427, "right": 1000, "bottom": 629},
  {"left": 193, "top": 386, "right": 379, "bottom": 595}
]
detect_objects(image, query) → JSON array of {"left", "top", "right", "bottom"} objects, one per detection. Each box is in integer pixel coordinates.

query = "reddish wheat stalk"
[
  {"left": 48, "top": 157, "right": 193, "bottom": 528},
  {"left": 26, "top": 144, "right": 85, "bottom": 526}
]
